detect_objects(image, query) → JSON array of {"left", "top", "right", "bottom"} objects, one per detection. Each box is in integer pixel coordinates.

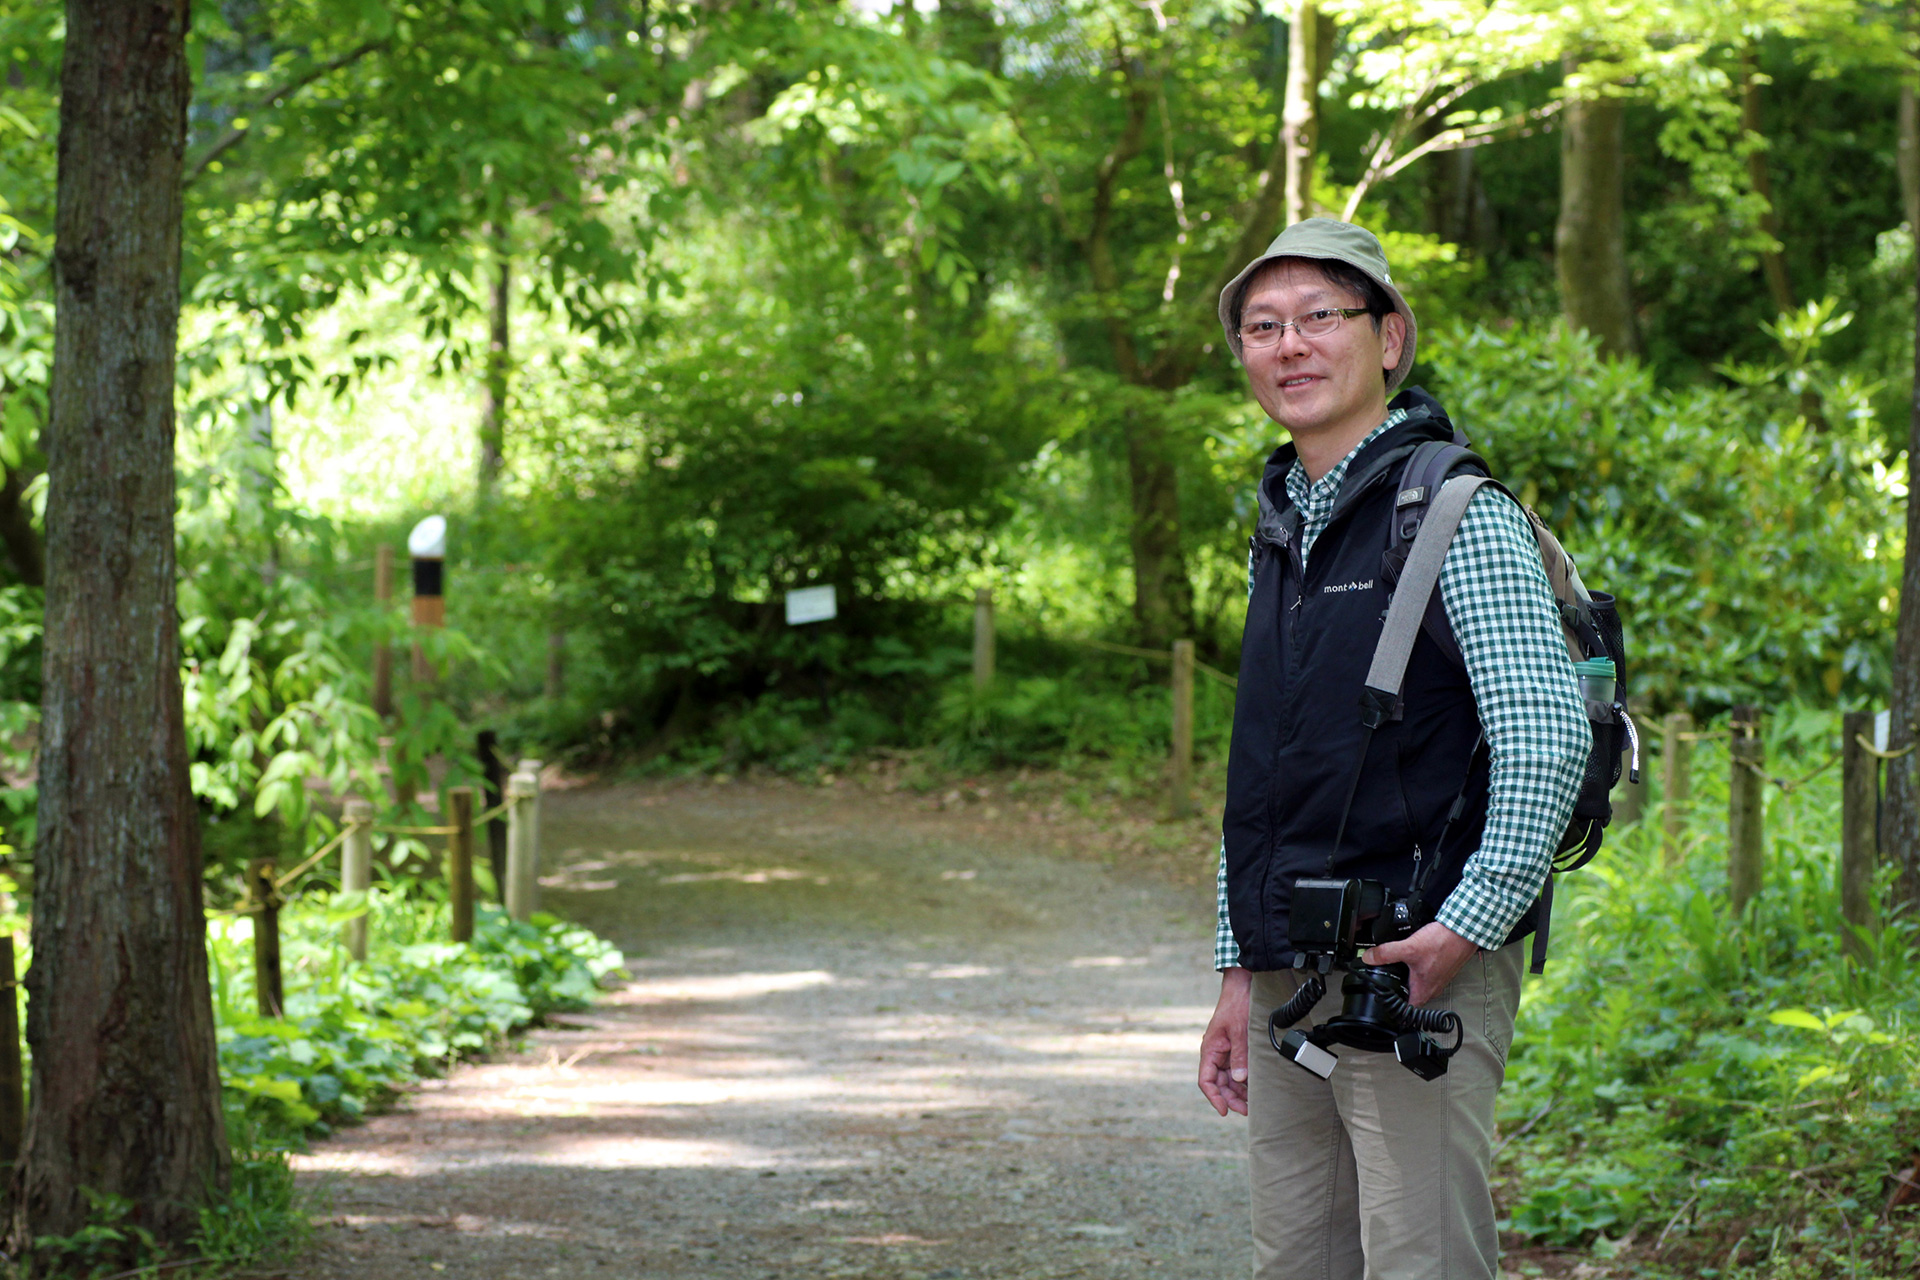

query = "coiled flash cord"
[{"left": 1266, "top": 973, "right": 1466, "bottom": 1059}]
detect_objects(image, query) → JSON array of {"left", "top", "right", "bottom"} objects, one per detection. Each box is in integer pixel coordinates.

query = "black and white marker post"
[{"left": 409, "top": 515, "right": 446, "bottom": 684}]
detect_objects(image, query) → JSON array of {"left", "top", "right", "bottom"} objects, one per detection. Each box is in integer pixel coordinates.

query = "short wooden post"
[
  {"left": 1611, "top": 696, "right": 1651, "bottom": 826},
  {"left": 478, "top": 730, "right": 508, "bottom": 894},
  {"left": 447, "top": 786, "right": 476, "bottom": 943},
  {"left": 250, "top": 858, "right": 285, "bottom": 1018},
  {"left": 342, "top": 797, "right": 373, "bottom": 961},
  {"left": 1841, "top": 710, "right": 1879, "bottom": 961},
  {"left": 971, "top": 587, "right": 994, "bottom": 692},
  {"left": 373, "top": 543, "right": 394, "bottom": 719},
  {"left": 1661, "top": 711, "right": 1694, "bottom": 867},
  {"left": 505, "top": 766, "right": 542, "bottom": 922},
  {"left": 1170, "top": 640, "right": 1194, "bottom": 818},
  {"left": 1728, "top": 705, "right": 1765, "bottom": 913},
  {"left": 0, "top": 937, "right": 24, "bottom": 1171},
  {"left": 546, "top": 630, "right": 566, "bottom": 700}
]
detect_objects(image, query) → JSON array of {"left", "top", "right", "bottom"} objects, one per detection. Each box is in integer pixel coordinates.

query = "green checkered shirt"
[{"left": 1214, "top": 412, "right": 1590, "bottom": 967}]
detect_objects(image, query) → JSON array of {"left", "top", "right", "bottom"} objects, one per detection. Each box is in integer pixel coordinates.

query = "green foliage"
[
  {"left": 1500, "top": 710, "right": 1920, "bottom": 1272},
  {"left": 209, "top": 893, "right": 623, "bottom": 1144},
  {"left": 1426, "top": 320, "right": 1898, "bottom": 710}
]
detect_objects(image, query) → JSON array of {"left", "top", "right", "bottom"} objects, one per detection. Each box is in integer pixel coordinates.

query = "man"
[{"left": 1194, "top": 218, "right": 1591, "bottom": 1280}]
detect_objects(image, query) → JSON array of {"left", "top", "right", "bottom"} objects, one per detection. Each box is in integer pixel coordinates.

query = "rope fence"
[{"left": 205, "top": 759, "right": 548, "bottom": 1018}]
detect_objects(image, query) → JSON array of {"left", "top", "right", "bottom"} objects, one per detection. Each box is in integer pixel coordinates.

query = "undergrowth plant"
[{"left": 1500, "top": 707, "right": 1920, "bottom": 1278}]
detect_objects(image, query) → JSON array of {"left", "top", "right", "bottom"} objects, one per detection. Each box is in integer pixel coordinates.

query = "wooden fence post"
[
  {"left": 1841, "top": 710, "right": 1879, "bottom": 962},
  {"left": 250, "top": 858, "right": 285, "bottom": 1017},
  {"left": 1170, "top": 639, "right": 1194, "bottom": 818},
  {"left": 1728, "top": 704, "right": 1765, "bottom": 913},
  {"left": 373, "top": 543, "right": 393, "bottom": 719},
  {"left": 478, "top": 730, "right": 508, "bottom": 894},
  {"left": 1661, "top": 711, "right": 1693, "bottom": 867},
  {"left": 447, "top": 786, "right": 475, "bottom": 943},
  {"left": 0, "top": 936, "right": 23, "bottom": 1171},
  {"left": 342, "top": 797, "right": 373, "bottom": 961},
  {"left": 972, "top": 587, "right": 994, "bottom": 692},
  {"left": 505, "top": 766, "right": 542, "bottom": 922}
]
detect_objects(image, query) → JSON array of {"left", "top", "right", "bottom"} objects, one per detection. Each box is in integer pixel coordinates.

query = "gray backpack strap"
[{"left": 1359, "top": 475, "right": 1493, "bottom": 728}]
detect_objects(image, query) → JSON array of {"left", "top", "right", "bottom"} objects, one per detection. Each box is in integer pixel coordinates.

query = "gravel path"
[{"left": 285, "top": 777, "right": 1250, "bottom": 1279}]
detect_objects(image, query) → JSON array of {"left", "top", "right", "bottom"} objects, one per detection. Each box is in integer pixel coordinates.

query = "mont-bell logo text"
[{"left": 1322, "top": 578, "right": 1375, "bottom": 595}]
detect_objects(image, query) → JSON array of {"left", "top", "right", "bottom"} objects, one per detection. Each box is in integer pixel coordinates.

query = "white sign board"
[
  {"left": 785, "top": 585, "right": 838, "bottom": 626},
  {"left": 1876, "top": 709, "right": 1892, "bottom": 754}
]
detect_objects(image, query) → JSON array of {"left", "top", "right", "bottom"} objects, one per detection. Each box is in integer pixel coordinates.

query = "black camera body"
[{"left": 1269, "top": 878, "right": 1462, "bottom": 1082}]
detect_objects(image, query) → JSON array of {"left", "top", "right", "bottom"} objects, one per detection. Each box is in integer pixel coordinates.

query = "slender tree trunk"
[
  {"left": 1884, "top": 239, "right": 1920, "bottom": 911},
  {"left": 1741, "top": 54, "right": 1793, "bottom": 315},
  {"left": 1554, "top": 81, "right": 1637, "bottom": 358},
  {"left": 1900, "top": 83, "right": 1920, "bottom": 232},
  {"left": 477, "top": 227, "right": 510, "bottom": 488},
  {"left": 1281, "top": 1, "right": 1330, "bottom": 226},
  {"left": 11, "top": 0, "right": 229, "bottom": 1256},
  {"left": 1126, "top": 408, "right": 1193, "bottom": 648}
]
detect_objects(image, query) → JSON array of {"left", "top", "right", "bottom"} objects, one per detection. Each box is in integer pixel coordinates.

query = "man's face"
[{"left": 1239, "top": 260, "right": 1405, "bottom": 440}]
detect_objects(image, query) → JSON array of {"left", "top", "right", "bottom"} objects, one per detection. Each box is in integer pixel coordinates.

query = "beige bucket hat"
[{"left": 1217, "top": 218, "right": 1418, "bottom": 392}]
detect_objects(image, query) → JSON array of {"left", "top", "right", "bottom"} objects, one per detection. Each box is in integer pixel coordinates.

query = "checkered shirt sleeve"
[{"left": 1213, "top": 484, "right": 1589, "bottom": 967}]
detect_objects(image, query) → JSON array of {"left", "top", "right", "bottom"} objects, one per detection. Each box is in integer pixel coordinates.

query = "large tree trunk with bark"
[
  {"left": 1281, "top": 1, "right": 1332, "bottom": 226},
  {"left": 1554, "top": 86, "right": 1637, "bottom": 358},
  {"left": 1741, "top": 55, "right": 1793, "bottom": 315},
  {"left": 11, "top": 0, "right": 229, "bottom": 1257},
  {"left": 1884, "top": 241, "right": 1920, "bottom": 911}
]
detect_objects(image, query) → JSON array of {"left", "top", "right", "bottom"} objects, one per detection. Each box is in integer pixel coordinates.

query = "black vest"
[{"left": 1222, "top": 389, "right": 1537, "bottom": 971}]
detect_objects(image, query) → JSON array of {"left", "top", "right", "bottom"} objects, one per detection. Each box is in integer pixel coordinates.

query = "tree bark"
[
  {"left": 1741, "top": 55, "right": 1793, "bottom": 315},
  {"left": 1126, "top": 408, "right": 1193, "bottom": 648},
  {"left": 1554, "top": 84, "right": 1637, "bottom": 358},
  {"left": 1281, "top": 1, "right": 1330, "bottom": 226},
  {"left": 1884, "top": 230, "right": 1920, "bottom": 912},
  {"left": 12, "top": 0, "right": 229, "bottom": 1256},
  {"left": 477, "top": 226, "right": 510, "bottom": 488},
  {"left": 1900, "top": 83, "right": 1920, "bottom": 233}
]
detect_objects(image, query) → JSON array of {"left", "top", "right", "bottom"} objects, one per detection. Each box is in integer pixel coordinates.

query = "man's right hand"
[{"left": 1198, "top": 966, "right": 1252, "bottom": 1117}]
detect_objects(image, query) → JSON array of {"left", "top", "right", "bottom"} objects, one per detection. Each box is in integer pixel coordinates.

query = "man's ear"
[{"left": 1380, "top": 311, "right": 1407, "bottom": 375}]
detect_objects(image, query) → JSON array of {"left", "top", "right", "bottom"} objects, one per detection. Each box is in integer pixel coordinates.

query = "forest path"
[{"left": 284, "top": 776, "right": 1250, "bottom": 1279}]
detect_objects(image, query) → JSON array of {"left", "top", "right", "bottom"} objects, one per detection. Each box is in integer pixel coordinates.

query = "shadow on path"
[{"left": 287, "top": 779, "right": 1248, "bottom": 1279}]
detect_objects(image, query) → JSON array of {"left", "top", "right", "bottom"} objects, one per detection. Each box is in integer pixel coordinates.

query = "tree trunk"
[
  {"left": 1554, "top": 84, "right": 1637, "bottom": 358},
  {"left": 12, "top": 0, "right": 229, "bottom": 1257},
  {"left": 477, "top": 227, "right": 510, "bottom": 488},
  {"left": 1741, "top": 55, "right": 1793, "bottom": 315},
  {"left": 1281, "top": 1, "right": 1330, "bottom": 226},
  {"left": 1900, "top": 83, "right": 1919, "bottom": 233},
  {"left": 1126, "top": 409, "right": 1193, "bottom": 648},
  {"left": 1884, "top": 234, "right": 1920, "bottom": 912}
]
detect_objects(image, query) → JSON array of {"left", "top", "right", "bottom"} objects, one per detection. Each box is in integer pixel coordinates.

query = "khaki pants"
[{"left": 1246, "top": 943, "right": 1524, "bottom": 1280}]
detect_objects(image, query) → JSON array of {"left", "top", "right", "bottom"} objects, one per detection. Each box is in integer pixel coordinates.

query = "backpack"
[{"left": 1364, "top": 440, "right": 1640, "bottom": 973}]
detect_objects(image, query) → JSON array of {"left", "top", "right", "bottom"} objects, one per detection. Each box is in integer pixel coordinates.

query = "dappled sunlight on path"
[{"left": 287, "top": 779, "right": 1247, "bottom": 1279}]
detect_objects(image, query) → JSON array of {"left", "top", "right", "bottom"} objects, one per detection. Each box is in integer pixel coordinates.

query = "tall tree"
[
  {"left": 1282, "top": 2, "right": 1334, "bottom": 225},
  {"left": 1555, "top": 76, "right": 1638, "bottom": 357},
  {"left": 11, "top": 0, "right": 228, "bottom": 1257}
]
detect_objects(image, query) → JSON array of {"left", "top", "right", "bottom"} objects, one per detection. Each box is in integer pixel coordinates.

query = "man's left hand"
[{"left": 1364, "top": 922, "right": 1478, "bottom": 1007}]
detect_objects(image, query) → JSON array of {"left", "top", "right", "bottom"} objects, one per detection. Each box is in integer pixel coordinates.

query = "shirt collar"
[{"left": 1284, "top": 407, "right": 1410, "bottom": 512}]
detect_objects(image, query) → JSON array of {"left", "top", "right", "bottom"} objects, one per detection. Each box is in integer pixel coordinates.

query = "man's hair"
[{"left": 1231, "top": 257, "right": 1394, "bottom": 333}]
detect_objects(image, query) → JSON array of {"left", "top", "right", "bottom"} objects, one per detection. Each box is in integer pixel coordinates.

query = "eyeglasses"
[{"left": 1239, "top": 307, "right": 1371, "bottom": 348}]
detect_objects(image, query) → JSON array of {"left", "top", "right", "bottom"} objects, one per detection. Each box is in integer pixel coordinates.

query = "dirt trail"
[{"left": 286, "top": 778, "right": 1250, "bottom": 1279}]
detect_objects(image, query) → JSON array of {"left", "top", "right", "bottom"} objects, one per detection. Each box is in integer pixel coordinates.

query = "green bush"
[
  {"left": 1500, "top": 708, "right": 1920, "bottom": 1273},
  {"left": 208, "top": 892, "right": 624, "bottom": 1144},
  {"left": 1426, "top": 323, "right": 1898, "bottom": 711}
]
